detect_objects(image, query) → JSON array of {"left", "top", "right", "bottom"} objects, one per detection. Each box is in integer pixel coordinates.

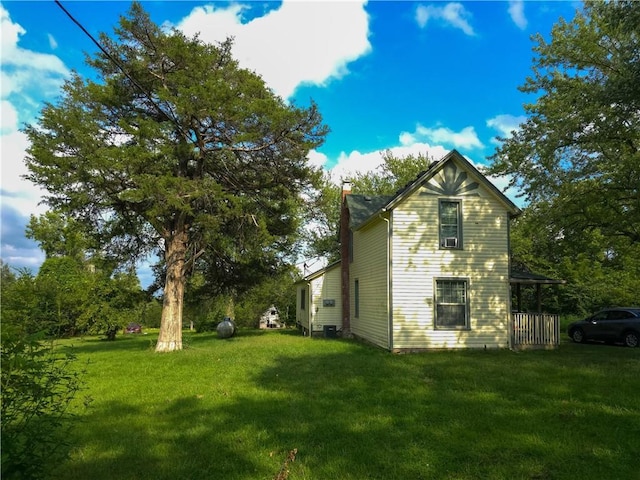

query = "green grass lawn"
[{"left": 50, "top": 329, "right": 639, "bottom": 480}]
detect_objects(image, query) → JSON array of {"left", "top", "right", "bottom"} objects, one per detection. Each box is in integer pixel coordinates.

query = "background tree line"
[{"left": 2, "top": 209, "right": 300, "bottom": 339}]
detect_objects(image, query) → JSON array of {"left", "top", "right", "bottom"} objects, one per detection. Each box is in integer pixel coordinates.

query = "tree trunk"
[{"left": 155, "top": 230, "right": 187, "bottom": 352}]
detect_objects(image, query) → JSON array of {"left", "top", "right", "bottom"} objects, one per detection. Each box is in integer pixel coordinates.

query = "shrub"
[{"left": 1, "top": 325, "right": 82, "bottom": 479}]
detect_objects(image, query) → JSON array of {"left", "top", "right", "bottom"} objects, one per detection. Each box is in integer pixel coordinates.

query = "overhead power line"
[{"left": 54, "top": 0, "right": 179, "bottom": 128}]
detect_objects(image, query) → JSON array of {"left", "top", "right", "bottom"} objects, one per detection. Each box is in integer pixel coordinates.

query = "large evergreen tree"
[
  {"left": 488, "top": 1, "right": 640, "bottom": 244},
  {"left": 24, "top": 3, "right": 327, "bottom": 351}
]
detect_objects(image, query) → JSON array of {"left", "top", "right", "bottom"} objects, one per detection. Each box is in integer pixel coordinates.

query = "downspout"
[
  {"left": 507, "top": 212, "right": 514, "bottom": 350},
  {"left": 340, "top": 182, "right": 352, "bottom": 337},
  {"left": 307, "top": 281, "right": 312, "bottom": 337},
  {"left": 379, "top": 212, "right": 392, "bottom": 351}
]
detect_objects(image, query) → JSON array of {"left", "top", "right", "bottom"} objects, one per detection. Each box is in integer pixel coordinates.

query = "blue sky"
[{"left": 1, "top": 0, "right": 580, "bottom": 284}]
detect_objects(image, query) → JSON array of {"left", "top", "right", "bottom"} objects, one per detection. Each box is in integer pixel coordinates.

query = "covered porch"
[{"left": 510, "top": 271, "right": 565, "bottom": 349}]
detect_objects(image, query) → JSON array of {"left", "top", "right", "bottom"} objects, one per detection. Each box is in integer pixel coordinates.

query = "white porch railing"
[{"left": 513, "top": 312, "right": 560, "bottom": 348}]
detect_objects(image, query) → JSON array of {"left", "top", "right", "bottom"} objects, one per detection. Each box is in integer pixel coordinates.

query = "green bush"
[{"left": 1, "top": 325, "right": 82, "bottom": 479}]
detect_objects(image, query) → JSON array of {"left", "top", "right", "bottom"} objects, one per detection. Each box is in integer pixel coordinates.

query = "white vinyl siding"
[
  {"left": 391, "top": 169, "right": 511, "bottom": 349},
  {"left": 296, "top": 264, "right": 343, "bottom": 335},
  {"left": 295, "top": 284, "right": 310, "bottom": 330},
  {"left": 308, "top": 264, "right": 343, "bottom": 334},
  {"left": 350, "top": 218, "right": 390, "bottom": 349}
]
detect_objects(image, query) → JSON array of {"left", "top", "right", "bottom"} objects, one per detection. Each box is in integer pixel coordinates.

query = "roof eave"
[
  {"left": 304, "top": 259, "right": 342, "bottom": 281},
  {"left": 352, "top": 207, "right": 389, "bottom": 231}
]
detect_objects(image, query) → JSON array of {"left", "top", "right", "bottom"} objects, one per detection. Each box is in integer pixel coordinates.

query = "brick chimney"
[{"left": 340, "top": 181, "right": 352, "bottom": 337}]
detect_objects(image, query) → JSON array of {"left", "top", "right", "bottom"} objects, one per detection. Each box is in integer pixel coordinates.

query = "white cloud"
[
  {"left": 0, "top": 130, "right": 48, "bottom": 272},
  {"left": 1, "top": 5, "right": 69, "bottom": 111},
  {"left": 174, "top": 0, "right": 371, "bottom": 99},
  {"left": 1, "top": 5, "right": 67, "bottom": 272},
  {"left": 485, "top": 173, "right": 525, "bottom": 208},
  {"left": 47, "top": 33, "right": 58, "bottom": 50},
  {"left": 415, "top": 3, "right": 475, "bottom": 36},
  {"left": 1, "top": 130, "right": 47, "bottom": 215},
  {"left": 508, "top": 1, "right": 528, "bottom": 30},
  {"left": 1, "top": 5, "right": 62, "bottom": 215},
  {"left": 0, "top": 5, "right": 67, "bottom": 76},
  {"left": 400, "top": 123, "right": 483, "bottom": 150},
  {"left": 0, "top": 242, "right": 45, "bottom": 269},
  {"left": 307, "top": 149, "right": 329, "bottom": 171},
  {"left": 486, "top": 114, "right": 526, "bottom": 143},
  {"left": 327, "top": 143, "right": 447, "bottom": 183},
  {"left": 0, "top": 3, "right": 24, "bottom": 51},
  {"left": 313, "top": 132, "right": 451, "bottom": 184},
  {"left": 1, "top": 100, "right": 18, "bottom": 132},
  {"left": 311, "top": 128, "right": 524, "bottom": 207}
]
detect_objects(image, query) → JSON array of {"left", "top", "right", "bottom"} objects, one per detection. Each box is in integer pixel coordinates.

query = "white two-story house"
[{"left": 295, "top": 150, "right": 551, "bottom": 351}]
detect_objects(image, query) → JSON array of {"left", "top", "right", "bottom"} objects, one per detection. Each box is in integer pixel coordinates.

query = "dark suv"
[{"left": 568, "top": 308, "right": 640, "bottom": 348}]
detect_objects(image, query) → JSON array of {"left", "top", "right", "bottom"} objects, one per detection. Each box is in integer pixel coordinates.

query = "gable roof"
[
  {"left": 295, "top": 260, "right": 342, "bottom": 284},
  {"left": 345, "top": 195, "right": 393, "bottom": 229},
  {"left": 347, "top": 149, "right": 521, "bottom": 230}
]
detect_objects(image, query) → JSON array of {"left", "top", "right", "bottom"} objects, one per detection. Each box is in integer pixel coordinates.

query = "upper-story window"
[{"left": 439, "top": 199, "right": 462, "bottom": 249}]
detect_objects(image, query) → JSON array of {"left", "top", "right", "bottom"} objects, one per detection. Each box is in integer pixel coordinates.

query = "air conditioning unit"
[{"left": 444, "top": 237, "right": 458, "bottom": 248}]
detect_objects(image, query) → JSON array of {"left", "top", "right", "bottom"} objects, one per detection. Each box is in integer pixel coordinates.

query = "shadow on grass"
[
  {"left": 187, "top": 328, "right": 294, "bottom": 339},
  {"left": 59, "top": 334, "right": 158, "bottom": 355},
  {"left": 241, "top": 347, "right": 639, "bottom": 479},
  {"left": 52, "top": 339, "right": 640, "bottom": 480},
  {"left": 60, "top": 328, "right": 302, "bottom": 355},
  {"left": 53, "top": 398, "right": 259, "bottom": 480}
]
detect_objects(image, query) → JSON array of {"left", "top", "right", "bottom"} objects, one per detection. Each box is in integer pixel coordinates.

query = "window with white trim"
[
  {"left": 439, "top": 200, "right": 462, "bottom": 249},
  {"left": 435, "top": 279, "right": 469, "bottom": 329}
]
